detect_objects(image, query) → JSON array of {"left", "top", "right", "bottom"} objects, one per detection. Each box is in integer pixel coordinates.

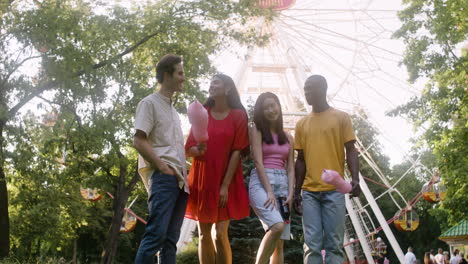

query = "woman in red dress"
[{"left": 185, "top": 73, "right": 250, "bottom": 264}]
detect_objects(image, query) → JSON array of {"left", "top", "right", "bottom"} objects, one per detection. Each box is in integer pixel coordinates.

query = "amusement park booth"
[{"left": 439, "top": 219, "right": 468, "bottom": 257}]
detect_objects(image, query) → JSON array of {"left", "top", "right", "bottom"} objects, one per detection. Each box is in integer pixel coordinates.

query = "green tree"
[
  {"left": 391, "top": 0, "right": 467, "bottom": 226},
  {"left": 1, "top": 0, "right": 270, "bottom": 260}
]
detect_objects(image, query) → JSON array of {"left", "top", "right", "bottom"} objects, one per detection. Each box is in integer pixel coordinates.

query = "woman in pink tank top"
[{"left": 249, "top": 92, "right": 295, "bottom": 264}]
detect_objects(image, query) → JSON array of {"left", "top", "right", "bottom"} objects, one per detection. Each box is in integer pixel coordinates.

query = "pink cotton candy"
[
  {"left": 321, "top": 169, "right": 352, "bottom": 194},
  {"left": 187, "top": 100, "right": 209, "bottom": 143}
]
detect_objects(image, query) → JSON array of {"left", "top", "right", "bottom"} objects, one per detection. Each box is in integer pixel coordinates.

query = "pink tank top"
[{"left": 262, "top": 133, "right": 290, "bottom": 169}]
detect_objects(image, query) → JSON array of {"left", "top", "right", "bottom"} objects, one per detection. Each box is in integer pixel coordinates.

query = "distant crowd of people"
[{"left": 404, "top": 247, "right": 467, "bottom": 264}]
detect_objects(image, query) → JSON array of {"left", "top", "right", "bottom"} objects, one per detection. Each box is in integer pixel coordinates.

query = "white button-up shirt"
[{"left": 134, "top": 92, "right": 189, "bottom": 193}]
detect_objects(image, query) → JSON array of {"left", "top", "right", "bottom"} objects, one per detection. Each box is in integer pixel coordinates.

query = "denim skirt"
[{"left": 249, "top": 168, "right": 290, "bottom": 240}]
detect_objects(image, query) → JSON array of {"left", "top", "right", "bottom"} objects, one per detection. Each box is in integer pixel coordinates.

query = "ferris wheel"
[{"left": 209, "top": 0, "right": 444, "bottom": 263}]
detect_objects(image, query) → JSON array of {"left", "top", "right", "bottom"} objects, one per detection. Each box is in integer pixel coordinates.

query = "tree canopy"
[{"left": 391, "top": 0, "right": 467, "bottom": 226}]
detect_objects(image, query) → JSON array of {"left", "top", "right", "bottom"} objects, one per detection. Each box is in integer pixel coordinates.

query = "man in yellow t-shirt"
[{"left": 294, "top": 75, "right": 361, "bottom": 264}]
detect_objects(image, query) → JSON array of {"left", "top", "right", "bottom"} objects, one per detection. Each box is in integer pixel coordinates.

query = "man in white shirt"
[
  {"left": 134, "top": 54, "right": 190, "bottom": 264},
  {"left": 450, "top": 249, "right": 462, "bottom": 264},
  {"left": 435, "top": 248, "right": 445, "bottom": 264},
  {"left": 404, "top": 247, "right": 417, "bottom": 264}
]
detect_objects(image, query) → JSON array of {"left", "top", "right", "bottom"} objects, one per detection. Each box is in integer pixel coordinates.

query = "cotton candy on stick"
[
  {"left": 187, "top": 100, "right": 209, "bottom": 142},
  {"left": 321, "top": 169, "right": 352, "bottom": 194}
]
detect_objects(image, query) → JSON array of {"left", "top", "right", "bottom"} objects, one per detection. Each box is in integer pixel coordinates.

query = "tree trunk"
[
  {"left": 0, "top": 122, "right": 10, "bottom": 259},
  {"left": 100, "top": 189, "right": 128, "bottom": 264},
  {"left": 101, "top": 162, "right": 129, "bottom": 264},
  {"left": 100, "top": 161, "right": 141, "bottom": 264},
  {"left": 72, "top": 238, "right": 77, "bottom": 264}
]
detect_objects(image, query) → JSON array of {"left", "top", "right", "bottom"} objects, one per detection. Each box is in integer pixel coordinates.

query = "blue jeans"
[
  {"left": 302, "top": 190, "right": 345, "bottom": 264},
  {"left": 135, "top": 172, "right": 188, "bottom": 264}
]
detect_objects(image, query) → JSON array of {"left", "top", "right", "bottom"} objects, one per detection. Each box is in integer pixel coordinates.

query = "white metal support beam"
[
  {"left": 359, "top": 173, "right": 405, "bottom": 263},
  {"left": 345, "top": 194, "right": 374, "bottom": 263},
  {"left": 343, "top": 231, "right": 356, "bottom": 264}
]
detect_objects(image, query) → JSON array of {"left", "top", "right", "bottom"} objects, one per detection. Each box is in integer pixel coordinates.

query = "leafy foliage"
[{"left": 391, "top": 0, "right": 467, "bottom": 226}]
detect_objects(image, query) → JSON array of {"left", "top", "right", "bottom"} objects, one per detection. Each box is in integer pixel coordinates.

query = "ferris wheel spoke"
[
  {"left": 289, "top": 17, "right": 397, "bottom": 25},
  {"left": 280, "top": 13, "right": 402, "bottom": 57},
  {"left": 279, "top": 23, "right": 393, "bottom": 61},
  {"left": 266, "top": 31, "right": 394, "bottom": 107},
  {"left": 362, "top": 10, "right": 389, "bottom": 32},
  {"left": 277, "top": 32, "right": 352, "bottom": 83},
  {"left": 378, "top": 69, "right": 420, "bottom": 95},
  {"left": 279, "top": 23, "right": 400, "bottom": 64},
  {"left": 277, "top": 22, "right": 363, "bottom": 54},
  {"left": 277, "top": 18, "right": 398, "bottom": 108},
  {"left": 274, "top": 23, "right": 348, "bottom": 73},
  {"left": 287, "top": 8, "right": 399, "bottom": 12},
  {"left": 289, "top": 0, "right": 325, "bottom": 10},
  {"left": 275, "top": 18, "right": 361, "bottom": 59},
  {"left": 279, "top": 9, "right": 398, "bottom": 20},
  {"left": 277, "top": 22, "right": 374, "bottom": 98}
]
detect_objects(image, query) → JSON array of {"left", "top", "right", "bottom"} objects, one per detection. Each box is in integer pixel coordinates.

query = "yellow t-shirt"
[{"left": 294, "top": 107, "right": 356, "bottom": 192}]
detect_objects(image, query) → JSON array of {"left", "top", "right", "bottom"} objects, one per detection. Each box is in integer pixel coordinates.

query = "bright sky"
[{"left": 208, "top": 0, "right": 423, "bottom": 166}]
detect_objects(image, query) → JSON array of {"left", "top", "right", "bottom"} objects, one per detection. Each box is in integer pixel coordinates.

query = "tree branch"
[
  {"left": 75, "top": 30, "right": 162, "bottom": 76},
  {"left": 8, "top": 29, "right": 163, "bottom": 121},
  {"left": 1, "top": 55, "right": 41, "bottom": 88},
  {"left": 8, "top": 80, "right": 58, "bottom": 118},
  {"left": 106, "top": 168, "right": 115, "bottom": 178},
  {"left": 37, "top": 95, "right": 83, "bottom": 129}
]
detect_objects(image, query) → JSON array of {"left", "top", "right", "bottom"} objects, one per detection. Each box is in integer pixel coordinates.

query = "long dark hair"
[
  {"left": 204, "top": 73, "right": 249, "bottom": 155},
  {"left": 203, "top": 73, "right": 246, "bottom": 113},
  {"left": 253, "top": 92, "right": 288, "bottom": 145}
]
